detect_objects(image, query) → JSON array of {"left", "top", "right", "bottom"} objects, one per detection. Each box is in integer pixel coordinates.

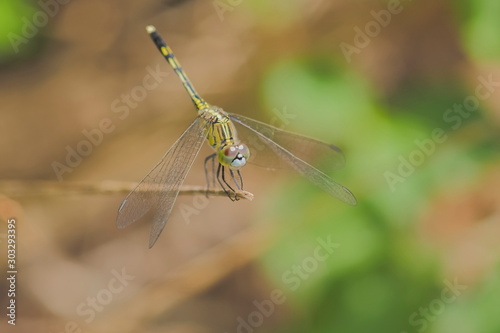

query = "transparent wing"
[
  {"left": 116, "top": 118, "right": 208, "bottom": 247},
  {"left": 229, "top": 114, "right": 345, "bottom": 173},
  {"left": 229, "top": 113, "right": 357, "bottom": 205}
]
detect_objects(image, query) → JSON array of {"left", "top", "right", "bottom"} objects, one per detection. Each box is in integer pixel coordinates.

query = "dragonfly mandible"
[{"left": 116, "top": 25, "right": 357, "bottom": 248}]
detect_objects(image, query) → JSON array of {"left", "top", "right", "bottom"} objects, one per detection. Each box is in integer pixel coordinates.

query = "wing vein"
[
  {"left": 230, "top": 114, "right": 356, "bottom": 205},
  {"left": 116, "top": 118, "right": 209, "bottom": 247}
]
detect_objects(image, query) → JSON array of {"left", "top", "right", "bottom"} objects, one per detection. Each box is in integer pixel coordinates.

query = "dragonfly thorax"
[{"left": 199, "top": 106, "right": 251, "bottom": 169}]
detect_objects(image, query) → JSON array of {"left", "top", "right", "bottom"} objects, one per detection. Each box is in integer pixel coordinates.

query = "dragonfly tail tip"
[{"left": 146, "top": 25, "right": 156, "bottom": 34}]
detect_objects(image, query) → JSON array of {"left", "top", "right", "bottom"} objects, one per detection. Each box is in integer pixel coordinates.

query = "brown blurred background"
[{"left": 1, "top": 0, "right": 500, "bottom": 332}]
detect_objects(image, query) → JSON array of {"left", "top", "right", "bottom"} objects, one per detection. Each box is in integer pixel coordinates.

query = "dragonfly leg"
[
  {"left": 217, "top": 164, "right": 238, "bottom": 201},
  {"left": 229, "top": 169, "right": 244, "bottom": 190},
  {"left": 204, "top": 153, "right": 216, "bottom": 197},
  {"left": 211, "top": 155, "right": 217, "bottom": 188},
  {"left": 237, "top": 170, "right": 243, "bottom": 189}
]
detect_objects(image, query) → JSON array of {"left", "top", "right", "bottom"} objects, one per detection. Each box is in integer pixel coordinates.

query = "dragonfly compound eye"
[{"left": 219, "top": 144, "right": 250, "bottom": 169}]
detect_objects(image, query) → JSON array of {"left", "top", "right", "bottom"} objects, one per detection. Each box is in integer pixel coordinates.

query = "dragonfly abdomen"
[{"left": 147, "top": 26, "right": 208, "bottom": 110}]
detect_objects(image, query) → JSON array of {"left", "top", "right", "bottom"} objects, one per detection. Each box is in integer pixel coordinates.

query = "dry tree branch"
[
  {"left": 0, "top": 180, "right": 254, "bottom": 200},
  {"left": 1, "top": 179, "right": 259, "bottom": 332}
]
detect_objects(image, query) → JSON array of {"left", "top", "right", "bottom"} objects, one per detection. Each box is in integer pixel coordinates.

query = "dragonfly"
[{"left": 116, "top": 25, "right": 357, "bottom": 248}]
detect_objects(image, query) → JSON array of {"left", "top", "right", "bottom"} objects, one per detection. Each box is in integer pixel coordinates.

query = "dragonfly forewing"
[
  {"left": 229, "top": 113, "right": 346, "bottom": 172},
  {"left": 116, "top": 118, "right": 208, "bottom": 247},
  {"left": 230, "top": 114, "right": 357, "bottom": 205}
]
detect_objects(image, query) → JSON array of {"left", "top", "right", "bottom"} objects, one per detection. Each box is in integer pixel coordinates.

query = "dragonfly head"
[{"left": 219, "top": 144, "right": 250, "bottom": 170}]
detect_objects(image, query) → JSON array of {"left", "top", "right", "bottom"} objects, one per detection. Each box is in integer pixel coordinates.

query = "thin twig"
[{"left": 0, "top": 180, "right": 253, "bottom": 200}]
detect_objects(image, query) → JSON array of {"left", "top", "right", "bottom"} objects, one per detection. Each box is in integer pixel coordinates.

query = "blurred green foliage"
[
  {"left": 461, "top": 0, "right": 500, "bottom": 60},
  {"left": 254, "top": 1, "right": 500, "bottom": 333},
  {"left": 0, "top": 0, "right": 36, "bottom": 62}
]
